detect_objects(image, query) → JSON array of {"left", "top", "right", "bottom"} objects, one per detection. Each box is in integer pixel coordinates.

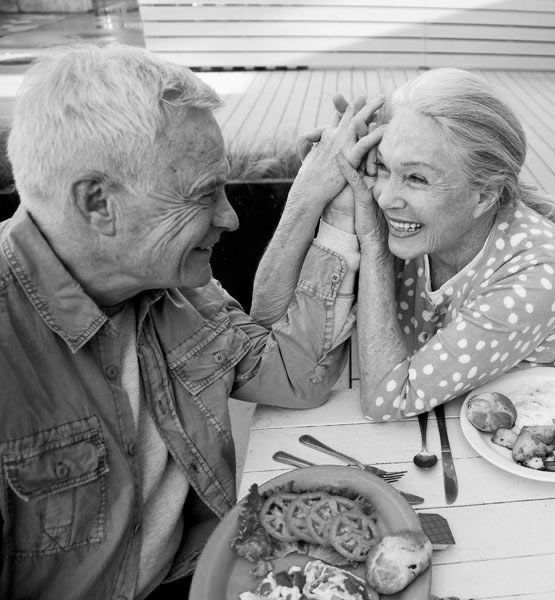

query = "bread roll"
[
  {"left": 466, "top": 392, "right": 517, "bottom": 432},
  {"left": 365, "top": 531, "right": 432, "bottom": 594}
]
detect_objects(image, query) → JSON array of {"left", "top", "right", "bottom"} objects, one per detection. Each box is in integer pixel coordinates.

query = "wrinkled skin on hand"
[{"left": 291, "top": 95, "right": 385, "bottom": 215}]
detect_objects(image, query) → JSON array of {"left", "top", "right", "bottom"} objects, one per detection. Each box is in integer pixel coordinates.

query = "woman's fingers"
[
  {"left": 356, "top": 95, "right": 385, "bottom": 125},
  {"left": 335, "top": 152, "right": 369, "bottom": 198},
  {"left": 296, "top": 127, "right": 325, "bottom": 160},
  {"left": 366, "top": 145, "right": 378, "bottom": 177},
  {"left": 350, "top": 124, "right": 385, "bottom": 167}
]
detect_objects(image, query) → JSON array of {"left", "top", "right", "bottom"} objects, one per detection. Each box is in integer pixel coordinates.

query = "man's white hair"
[{"left": 8, "top": 43, "right": 221, "bottom": 207}]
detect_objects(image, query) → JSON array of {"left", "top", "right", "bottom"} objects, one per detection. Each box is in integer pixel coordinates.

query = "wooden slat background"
[
  {"left": 138, "top": 0, "right": 555, "bottom": 69},
  {"left": 201, "top": 68, "right": 555, "bottom": 195}
]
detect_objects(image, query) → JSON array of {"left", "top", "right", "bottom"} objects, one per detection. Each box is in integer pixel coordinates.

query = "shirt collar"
[{"left": 1, "top": 207, "right": 108, "bottom": 353}]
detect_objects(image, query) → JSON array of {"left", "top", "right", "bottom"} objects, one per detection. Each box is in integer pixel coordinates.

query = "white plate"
[{"left": 460, "top": 367, "right": 555, "bottom": 482}]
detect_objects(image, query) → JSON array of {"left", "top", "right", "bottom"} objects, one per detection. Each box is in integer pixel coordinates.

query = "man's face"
[{"left": 116, "top": 108, "right": 238, "bottom": 291}]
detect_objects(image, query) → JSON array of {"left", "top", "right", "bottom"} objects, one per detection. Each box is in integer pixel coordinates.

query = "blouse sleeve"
[{"left": 362, "top": 256, "right": 555, "bottom": 421}]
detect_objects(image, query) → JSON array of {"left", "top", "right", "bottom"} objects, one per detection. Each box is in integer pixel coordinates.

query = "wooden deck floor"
[{"left": 200, "top": 68, "right": 555, "bottom": 196}]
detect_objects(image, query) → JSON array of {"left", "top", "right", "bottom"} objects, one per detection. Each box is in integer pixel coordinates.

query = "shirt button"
[
  {"left": 55, "top": 462, "right": 70, "bottom": 479},
  {"left": 330, "top": 273, "right": 340, "bottom": 283},
  {"left": 106, "top": 365, "right": 119, "bottom": 380},
  {"left": 127, "top": 442, "right": 137, "bottom": 456},
  {"left": 188, "top": 463, "right": 199, "bottom": 476},
  {"left": 213, "top": 352, "right": 225, "bottom": 364},
  {"left": 421, "top": 332, "right": 430, "bottom": 342},
  {"left": 134, "top": 522, "right": 141, "bottom": 535}
]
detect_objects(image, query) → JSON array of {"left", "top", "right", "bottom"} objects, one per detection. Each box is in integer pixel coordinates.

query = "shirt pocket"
[
  {"left": 2, "top": 416, "right": 109, "bottom": 558},
  {"left": 167, "top": 317, "right": 252, "bottom": 396}
]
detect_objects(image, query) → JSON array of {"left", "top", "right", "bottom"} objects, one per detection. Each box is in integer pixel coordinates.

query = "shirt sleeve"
[
  {"left": 314, "top": 220, "right": 360, "bottom": 339},
  {"left": 361, "top": 260, "right": 555, "bottom": 421},
  {"left": 229, "top": 241, "right": 357, "bottom": 408}
]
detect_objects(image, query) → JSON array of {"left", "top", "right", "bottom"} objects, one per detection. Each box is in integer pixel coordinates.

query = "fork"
[
  {"left": 273, "top": 451, "right": 404, "bottom": 483},
  {"left": 298, "top": 434, "right": 407, "bottom": 479}
]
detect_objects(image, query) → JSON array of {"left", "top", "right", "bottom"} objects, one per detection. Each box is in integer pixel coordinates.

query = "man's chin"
[{"left": 179, "top": 267, "right": 212, "bottom": 289}]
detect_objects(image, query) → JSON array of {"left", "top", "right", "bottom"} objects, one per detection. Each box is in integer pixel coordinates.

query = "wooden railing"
[{"left": 137, "top": 0, "right": 555, "bottom": 69}]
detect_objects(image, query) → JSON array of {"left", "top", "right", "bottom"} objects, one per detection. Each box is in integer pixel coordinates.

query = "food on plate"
[
  {"left": 231, "top": 484, "right": 377, "bottom": 572},
  {"left": 233, "top": 484, "right": 431, "bottom": 598},
  {"left": 304, "top": 560, "right": 378, "bottom": 600},
  {"left": 286, "top": 493, "right": 330, "bottom": 543},
  {"left": 509, "top": 381, "right": 555, "bottom": 431},
  {"left": 232, "top": 484, "right": 275, "bottom": 563},
  {"left": 512, "top": 425, "right": 555, "bottom": 470},
  {"left": 491, "top": 427, "right": 518, "bottom": 450},
  {"left": 239, "top": 560, "right": 378, "bottom": 600},
  {"left": 261, "top": 493, "right": 301, "bottom": 543},
  {"left": 365, "top": 531, "right": 433, "bottom": 595},
  {"left": 306, "top": 496, "right": 361, "bottom": 546},
  {"left": 466, "top": 392, "right": 517, "bottom": 432},
  {"left": 466, "top": 379, "right": 555, "bottom": 471},
  {"left": 329, "top": 511, "right": 380, "bottom": 562}
]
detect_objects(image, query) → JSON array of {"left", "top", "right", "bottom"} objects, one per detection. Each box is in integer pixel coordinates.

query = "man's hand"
[{"left": 290, "top": 95, "right": 384, "bottom": 213}]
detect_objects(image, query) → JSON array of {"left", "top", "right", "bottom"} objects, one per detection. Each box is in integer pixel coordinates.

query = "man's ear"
[
  {"left": 72, "top": 178, "right": 116, "bottom": 235},
  {"left": 473, "top": 185, "right": 501, "bottom": 219}
]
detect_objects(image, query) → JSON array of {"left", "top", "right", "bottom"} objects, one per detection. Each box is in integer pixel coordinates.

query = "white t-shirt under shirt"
[{"left": 111, "top": 304, "right": 189, "bottom": 600}]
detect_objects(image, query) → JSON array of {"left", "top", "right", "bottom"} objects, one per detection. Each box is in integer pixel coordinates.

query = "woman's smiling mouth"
[{"left": 388, "top": 218, "right": 423, "bottom": 235}]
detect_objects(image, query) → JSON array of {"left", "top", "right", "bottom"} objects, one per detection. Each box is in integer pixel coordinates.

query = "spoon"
[{"left": 414, "top": 411, "right": 438, "bottom": 468}]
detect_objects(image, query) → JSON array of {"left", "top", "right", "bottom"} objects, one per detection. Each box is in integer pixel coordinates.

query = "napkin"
[{"left": 418, "top": 513, "right": 455, "bottom": 550}]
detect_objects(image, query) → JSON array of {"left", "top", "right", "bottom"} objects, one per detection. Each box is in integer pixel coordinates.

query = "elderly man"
[{"left": 0, "top": 44, "right": 379, "bottom": 600}]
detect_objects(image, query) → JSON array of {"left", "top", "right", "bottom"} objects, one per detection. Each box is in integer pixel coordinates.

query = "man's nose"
[{"left": 213, "top": 192, "right": 239, "bottom": 232}]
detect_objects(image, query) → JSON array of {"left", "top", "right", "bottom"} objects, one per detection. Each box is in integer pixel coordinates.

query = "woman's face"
[{"left": 373, "top": 108, "right": 485, "bottom": 266}]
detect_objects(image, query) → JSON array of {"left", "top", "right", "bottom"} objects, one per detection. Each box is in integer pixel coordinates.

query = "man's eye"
[{"left": 374, "top": 161, "right": 389, "bottom": 174}]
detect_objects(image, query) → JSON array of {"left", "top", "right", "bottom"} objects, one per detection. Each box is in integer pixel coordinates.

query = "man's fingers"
[
  {"left": 352, "top": 95, "right": 367, "bottom": 114},
  {"left": 296, "top": 127, "right": 325, "bottom": 160},
  {"left": 350, "top": 124, "right": 385, "bottom": 167},
  {"left": 331, "top": 93, "right": 348, "bottom": 126}
]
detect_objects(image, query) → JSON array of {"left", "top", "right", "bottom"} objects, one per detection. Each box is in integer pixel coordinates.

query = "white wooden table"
[{"left": 239, "top": 388, "right": 555, "bottom": 600}]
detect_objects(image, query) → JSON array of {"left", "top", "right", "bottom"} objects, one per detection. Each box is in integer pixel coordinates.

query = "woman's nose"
[
  {"left": 375, "top": 177, "right": 406, "bottom": 210},
  {"left": 213, "top": 192, "right": 239, "bottom": 232}
]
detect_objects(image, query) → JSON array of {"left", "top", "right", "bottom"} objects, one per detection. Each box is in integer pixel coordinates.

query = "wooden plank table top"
[{"left": 239, "top": 388, "right": 555, "bottom": 599}]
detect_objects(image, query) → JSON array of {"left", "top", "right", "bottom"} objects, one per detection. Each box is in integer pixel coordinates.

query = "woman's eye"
[{"left": 408, "top": 174, "right": 428, "bottom": 184}]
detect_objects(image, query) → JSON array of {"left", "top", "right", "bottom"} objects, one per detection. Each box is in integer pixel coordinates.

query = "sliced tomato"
[
  {"left": 260, "top": 493, "right": 300, "bottom": 542},
  {"left": 285, "top": 492, "right": 329, "bottom": 543},
  {"left": 329, "top": 510, "right": 380, "bottom": 562},
  {"left": 306, "top": 496, "right": 361, "bottom": 546}
]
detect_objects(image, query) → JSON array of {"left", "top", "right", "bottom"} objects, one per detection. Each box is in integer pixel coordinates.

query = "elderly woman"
[
  {"left": 339, "top": 68, "right": 555, "bottom": 421},
  {"left": 254, "top": 68, "right": 554, "bottom": 422}
]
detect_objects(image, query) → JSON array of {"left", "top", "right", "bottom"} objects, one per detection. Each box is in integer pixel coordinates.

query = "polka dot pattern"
[{"left": 362, "top": 202, "right": 555, "bottom": 422}]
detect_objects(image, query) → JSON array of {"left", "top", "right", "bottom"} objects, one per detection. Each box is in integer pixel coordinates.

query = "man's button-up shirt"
[{"left": 0, "top": 208, "right": 356, "bottom": 599}]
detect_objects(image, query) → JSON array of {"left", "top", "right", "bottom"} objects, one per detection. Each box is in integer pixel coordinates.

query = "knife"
[
  {"left": 272, "top": 451, "right": 425, "bottom": 505},
  {"left": 434, "top": 404, "right": 459, "bottom": 504}
]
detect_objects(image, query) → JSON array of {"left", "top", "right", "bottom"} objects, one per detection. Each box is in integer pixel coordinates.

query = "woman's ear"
[
  {"left": 473, "top": 184, "right": 501, "bottom": 219},
  {"left": 72, "top": 177, "right": 116, "bottom": 235}
]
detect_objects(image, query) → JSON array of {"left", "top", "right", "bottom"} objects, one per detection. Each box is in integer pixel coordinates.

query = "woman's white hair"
[
  {"left": 8, "top": 43, "right": 221, "bottom": 207},
  {"left": 389, "top": 68, "right": 555, "bottom": 222}
]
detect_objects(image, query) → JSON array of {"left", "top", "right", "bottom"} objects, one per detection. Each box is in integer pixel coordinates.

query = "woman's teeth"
[{"left": 390, "top": 221, "right": 422, "bottom": 232}]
